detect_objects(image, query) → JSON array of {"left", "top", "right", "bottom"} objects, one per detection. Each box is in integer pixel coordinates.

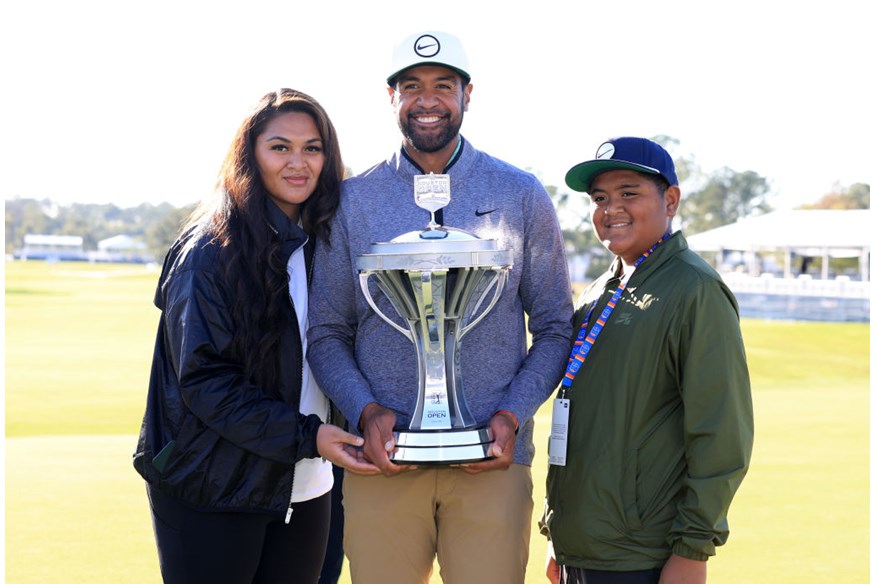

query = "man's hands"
[
  {"left": 357, "top": 402, "right": 417, "bottom": 476},
  {"left": 315, "top": 424, "right": 380, "bottom": 475},
  {"left": 356, "top": 404, "right": 518, "bottom": 475},
  {"left": 453, "top": 410, "right": 517, "bottom": 475}
]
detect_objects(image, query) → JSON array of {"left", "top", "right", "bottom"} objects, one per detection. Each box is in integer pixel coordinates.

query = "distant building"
[
  {"left": 686, "top": 209, "right": 870, "bottom": 281},
  {"left": 15, "top": 233, "right": 154, "bottom": 264},
  {"left": 19, "top": 234, "right": 87, "bottom": 261},
  {"left": 92, "top": 234, "right": 153, "bottom": 263},
  {"left": 686, "top": 209, "right": 871, "bottom": 322}
]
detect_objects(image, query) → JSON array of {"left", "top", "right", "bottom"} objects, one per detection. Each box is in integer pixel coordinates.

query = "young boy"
[{"left": 541, "top": 137, "right": 754, "bottom": 584}]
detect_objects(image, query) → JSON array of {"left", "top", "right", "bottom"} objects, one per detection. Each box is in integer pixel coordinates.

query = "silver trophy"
[{"left": 356, "top": 174, "right": 513, "bottom": 464}]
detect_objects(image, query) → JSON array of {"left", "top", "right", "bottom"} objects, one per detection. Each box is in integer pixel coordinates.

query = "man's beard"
[{"left": 398, "top": 112, "right": 464, "bottom": 153}]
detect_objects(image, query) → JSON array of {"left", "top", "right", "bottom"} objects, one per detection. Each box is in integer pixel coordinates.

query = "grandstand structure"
[{"left": 686, "top": 209, "right": 871, "bottom": 321}]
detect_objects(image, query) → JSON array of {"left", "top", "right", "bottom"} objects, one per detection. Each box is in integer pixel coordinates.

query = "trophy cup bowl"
[{"left": 356, "top": 228, "right": 513, "bottom": 464}]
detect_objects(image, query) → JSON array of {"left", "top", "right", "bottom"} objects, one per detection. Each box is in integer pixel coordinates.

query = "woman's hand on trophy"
[
  {"left": 455, "top": 411, "right": 517, "bottom": 474},
  {"left": 315, "top": 424, "right": 381, "bottom": 476},
  {"left": 358, "top": 402, "right": 417, "bottom": 476}
]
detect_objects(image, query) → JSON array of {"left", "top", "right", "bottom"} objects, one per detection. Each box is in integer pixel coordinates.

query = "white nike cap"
[{"left": 387, "top": 31, "right": 471, "bottom": 86}]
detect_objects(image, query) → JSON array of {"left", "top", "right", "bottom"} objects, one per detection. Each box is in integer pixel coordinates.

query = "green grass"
[
  {"left": 4, "top": 260, "right": 871, "bottom": 583},
  {"left": 5, "top": 261, "right": 159, "bottom": 436},
  {"left": 742, "top": 319, "right": 870, "bottom": 390}
]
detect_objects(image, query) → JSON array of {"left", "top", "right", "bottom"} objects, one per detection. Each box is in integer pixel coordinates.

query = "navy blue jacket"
[{"left": 133, "top": 203, "right": 321, "bottom": 515}]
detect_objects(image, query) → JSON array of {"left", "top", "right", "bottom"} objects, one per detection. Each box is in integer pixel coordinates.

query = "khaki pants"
[{"left": 342, "top": 464, "right": 533, "bottom": 584}]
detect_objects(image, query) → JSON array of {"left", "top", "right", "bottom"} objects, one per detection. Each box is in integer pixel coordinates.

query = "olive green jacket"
[{"left": 541, "top": 232, "right": 754, "bottom": 571}]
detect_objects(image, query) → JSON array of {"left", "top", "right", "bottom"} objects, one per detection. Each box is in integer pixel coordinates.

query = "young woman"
[{"left": 133, "top": 88, "right": 378, "bottom": 584}]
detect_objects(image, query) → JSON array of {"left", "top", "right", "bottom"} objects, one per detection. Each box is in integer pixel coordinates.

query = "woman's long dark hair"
[{"left": 183, "top": 88, "right": 343, "bottom": 389}]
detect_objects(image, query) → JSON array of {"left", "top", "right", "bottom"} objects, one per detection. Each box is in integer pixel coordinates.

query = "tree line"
[
  {"left": 4, "top": 199, "right": 194, "bottom": 261},
  {"left": 550, "top": 136, "right": 869, "bottom": 279},
  {"left": 5, "top": 137, "right": 869, "bottom": 278}
]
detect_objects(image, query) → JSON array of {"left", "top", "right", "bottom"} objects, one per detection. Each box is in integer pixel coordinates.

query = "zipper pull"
[{"left": 285, "top": 473, "right": 296, "bottom": 524}]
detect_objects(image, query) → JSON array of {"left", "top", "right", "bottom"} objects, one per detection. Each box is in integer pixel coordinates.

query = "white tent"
[
  {"left": 93, "top": 234, "right": 152, "bottom": 263},
  {"left": 685, "top": 209, "right": 871, "bottom": 281},
  {"left": 97, "top": 234, "right": 146, "bottom": 252}
]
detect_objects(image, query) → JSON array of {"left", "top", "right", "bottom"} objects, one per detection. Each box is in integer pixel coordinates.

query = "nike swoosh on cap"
[{"left": 416, "top": 42, "right": 437, "bottom": 51}]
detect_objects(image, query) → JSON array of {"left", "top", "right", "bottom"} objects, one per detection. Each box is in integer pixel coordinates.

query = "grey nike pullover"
[{"left": 306, "top": 138, "right": 573, "bottom": 465}]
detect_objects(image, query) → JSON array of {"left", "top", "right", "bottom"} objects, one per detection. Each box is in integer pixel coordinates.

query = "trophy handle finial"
[{"left": 414, "top": 173, "right": 451, "bottom": 233}]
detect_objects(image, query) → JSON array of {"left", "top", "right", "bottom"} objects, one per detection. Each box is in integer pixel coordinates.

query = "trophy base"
[{"left": 391, "top": 427, "right": 494, "bottom": 465}]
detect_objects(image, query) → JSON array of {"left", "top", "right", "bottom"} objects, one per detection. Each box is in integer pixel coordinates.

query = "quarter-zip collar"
[
  {"left": 401, "top": 135, "right": 466, "bottom": 175},
  {"left": 394, "top": 135, "right": 472, "bottom": 183}
]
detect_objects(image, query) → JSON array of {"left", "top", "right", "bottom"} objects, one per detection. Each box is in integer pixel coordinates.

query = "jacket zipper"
[
  {"left": 285, "top": 239, "right": 309, "bottom": 524},
  {"left": 284, "top": 300, "right": 303, "bottom": 524},
  {"left": 285, "top": 476, "right": 296, "bottom": 524}
]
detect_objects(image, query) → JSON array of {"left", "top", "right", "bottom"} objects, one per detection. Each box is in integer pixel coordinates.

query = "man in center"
[{"left": 307, "top": 31, "right": 573, "bottom": 583}]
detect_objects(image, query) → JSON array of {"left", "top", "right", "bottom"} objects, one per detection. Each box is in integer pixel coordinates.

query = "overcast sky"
[{"left": 2, "top": 0, "right": 871, "bottom": 212}]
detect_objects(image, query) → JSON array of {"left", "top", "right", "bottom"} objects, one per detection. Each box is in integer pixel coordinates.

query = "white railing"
[{"left": 720, "top": 272, "right": 870, "bottom": 299}]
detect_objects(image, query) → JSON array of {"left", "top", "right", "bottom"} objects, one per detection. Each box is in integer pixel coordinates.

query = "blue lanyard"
[{"left": 561, "top": 231, "right": 672, "bottom": 392}]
